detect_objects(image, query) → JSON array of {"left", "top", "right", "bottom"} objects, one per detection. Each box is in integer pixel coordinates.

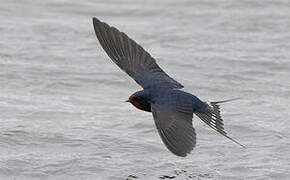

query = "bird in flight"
[{"left": 92, "top": 17, "right": 244, "bottom": 157}]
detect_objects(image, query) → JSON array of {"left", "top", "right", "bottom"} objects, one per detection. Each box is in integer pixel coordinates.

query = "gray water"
[{"left": 1, "top": 0, "right": 290, "bottom": 179}]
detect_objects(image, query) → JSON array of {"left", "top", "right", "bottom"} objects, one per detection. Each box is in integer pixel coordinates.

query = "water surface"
[{"left": 1, "top": 0, "right": 290, "bottom": 179}]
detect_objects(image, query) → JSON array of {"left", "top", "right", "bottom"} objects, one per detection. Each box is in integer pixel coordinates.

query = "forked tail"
[{"left": 194, "top": 98, "right": 245, "bottom": 148}]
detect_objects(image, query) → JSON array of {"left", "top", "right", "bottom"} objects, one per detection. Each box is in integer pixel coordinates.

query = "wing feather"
[
  {"left": 151, "top": 101, "right": 196, "bottom": 157},
  {"left": 92, "top": 17, "right": 183, "bottom": 89}
]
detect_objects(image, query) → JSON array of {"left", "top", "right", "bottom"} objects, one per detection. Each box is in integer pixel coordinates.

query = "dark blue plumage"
[{"left": 92, "top": 17, "right": 244, "bottom": 157}]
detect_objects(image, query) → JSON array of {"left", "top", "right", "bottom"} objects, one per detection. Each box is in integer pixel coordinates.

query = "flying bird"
[{"left": 92, "top": 17, "right": 244, "bottom": 157}]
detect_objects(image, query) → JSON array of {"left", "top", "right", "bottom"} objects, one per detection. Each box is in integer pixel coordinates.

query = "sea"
[{"left": 1, "top": 0, "right": 290, "bottom": 179}]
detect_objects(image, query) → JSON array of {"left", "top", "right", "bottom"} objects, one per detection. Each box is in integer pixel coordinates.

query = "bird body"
[
  {"left": 130, "top": 88, "right": 206, "bottom": 115},
  {"left": 132, "top": 88, "right": 204, "bottom": 113},
  {"left": 92, "top": 17, "right": 244, "bottom": 157}
]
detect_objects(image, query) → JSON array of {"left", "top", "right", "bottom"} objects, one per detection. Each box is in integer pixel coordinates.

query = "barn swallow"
[{"left": 92, "top": 17, "right": 244, "bottom": 157}]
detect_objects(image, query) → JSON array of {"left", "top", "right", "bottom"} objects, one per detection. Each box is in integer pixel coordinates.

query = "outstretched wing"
[
  {"left": 92, "top": 17, "right": 183, "bottom": 89},
  {"left": 151, "top": 98, "right": 196, "bottom": 157}
]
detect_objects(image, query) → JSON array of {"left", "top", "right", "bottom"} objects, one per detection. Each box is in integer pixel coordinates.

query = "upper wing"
[
  {"left": 92, "top": 17, "right": 183, "bottom": 89},
  {"left": 151, "top": 98, "right": 196, "bottom": 157}
]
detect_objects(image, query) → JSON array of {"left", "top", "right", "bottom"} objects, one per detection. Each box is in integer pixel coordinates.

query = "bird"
[{"left": 92, "top": 17, "right": 244, "bottom": 157}]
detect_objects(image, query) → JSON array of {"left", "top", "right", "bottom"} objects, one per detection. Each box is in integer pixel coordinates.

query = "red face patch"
[
  {"left": 128, "top": 94, "right": 143, "bottom": 110},
  {"left": 129, "top": 94, "right": 136, "bottom": 101}
]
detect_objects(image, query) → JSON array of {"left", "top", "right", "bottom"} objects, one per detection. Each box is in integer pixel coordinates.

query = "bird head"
[
  {"left": 126, "top": 94, "right": 137, "bottom": 103},
  {"left": 126, "top": 94, "right": 151, "bottom": 112}
]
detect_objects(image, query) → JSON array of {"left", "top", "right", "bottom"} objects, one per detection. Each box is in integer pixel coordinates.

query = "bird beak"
[{"left": 125, "top": 99, "right": 130, "bottom": 102}]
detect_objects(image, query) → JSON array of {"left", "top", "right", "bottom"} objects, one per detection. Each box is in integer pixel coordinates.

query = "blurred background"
[{"left": 0, "top": 0, "right": 290, "bottom": 179}]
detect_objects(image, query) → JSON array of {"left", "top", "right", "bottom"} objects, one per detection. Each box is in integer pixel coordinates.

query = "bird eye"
[
  {"left": 133, "top": 96, "right": 139, "bottom": 101},
  {"left": 129, "top": 94, "right": 138, "bottom": 101}
]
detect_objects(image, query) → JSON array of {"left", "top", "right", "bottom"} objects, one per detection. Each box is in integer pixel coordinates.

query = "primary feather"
[{"left": 92, "top": 17, "right": 183, "bottom": 89}]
